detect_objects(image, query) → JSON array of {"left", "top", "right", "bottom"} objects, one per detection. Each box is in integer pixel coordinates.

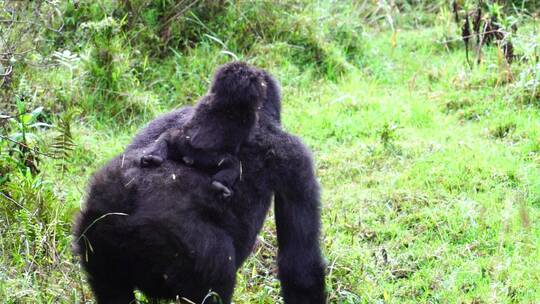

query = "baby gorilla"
[{"left": 140, "top": 62, "right": 265, "bottom": 198}]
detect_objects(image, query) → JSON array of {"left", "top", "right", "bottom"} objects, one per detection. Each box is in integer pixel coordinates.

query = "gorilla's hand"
[
  {"left": 182, "top": 156, "right": 195, "bottom": 165},
  {"left": 211, "top": 180, "right": 233, "bottom": 199},
  {"left": 140, "top": 154, "right": 164, "bottom": 167},
  {"left": 139, "top": 130, "right": 172, "bottom": 167}
]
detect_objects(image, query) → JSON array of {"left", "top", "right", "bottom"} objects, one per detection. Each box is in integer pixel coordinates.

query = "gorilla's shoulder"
[
  {"left": 276, "top": 132, "right": 313, "bottom": 165},
  {"left": 250, "top": 124, "right": 314, "bottom": 170}
]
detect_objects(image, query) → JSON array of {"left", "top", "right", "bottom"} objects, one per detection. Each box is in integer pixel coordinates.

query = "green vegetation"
[{"left": 1, "top": 1, "right": 539, "bottom": 303}]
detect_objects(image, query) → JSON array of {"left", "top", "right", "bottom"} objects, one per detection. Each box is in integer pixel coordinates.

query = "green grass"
[
  {"left": 1, "top": 1, "right": 539, "bottom": 303},
  {"left": 266, "top": 28, "right": 539, "bottom": 303}
]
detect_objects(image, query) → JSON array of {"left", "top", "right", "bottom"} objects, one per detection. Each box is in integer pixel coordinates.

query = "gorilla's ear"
[{"left": 260, "top": 70, "right": 281, "bottom": 124}]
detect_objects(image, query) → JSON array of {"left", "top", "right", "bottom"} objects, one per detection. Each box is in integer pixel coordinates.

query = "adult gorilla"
[{"left": 73, "top": 64, "right": 326, "bottom": 304}]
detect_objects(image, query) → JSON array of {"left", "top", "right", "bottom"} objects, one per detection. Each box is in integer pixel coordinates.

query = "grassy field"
[{"left": 1, "top": 1, "right": 539, "bottom": 303}]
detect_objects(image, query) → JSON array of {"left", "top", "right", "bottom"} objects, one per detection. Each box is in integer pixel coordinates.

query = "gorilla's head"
[{"left": 210, "top": 61, "right": 266, "bottom": 112}]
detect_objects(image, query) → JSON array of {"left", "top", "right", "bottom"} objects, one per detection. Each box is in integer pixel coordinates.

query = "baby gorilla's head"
[{"left": 210, "top": 61, "right": 266, "bottom": 111}]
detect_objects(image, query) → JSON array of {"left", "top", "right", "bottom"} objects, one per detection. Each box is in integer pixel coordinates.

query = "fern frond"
[{"left": 51, "top": 110, "right": 76, "bottom": 173}]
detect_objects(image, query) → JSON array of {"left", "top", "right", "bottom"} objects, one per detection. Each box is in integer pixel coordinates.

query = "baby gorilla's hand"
[
  {"left": 140, "top": 155, "right": 164, "bottom": 167},
  {"left": 211, "top": 181, "right": 233, "bottom": 200},
  {"left": 182, "top": 156, "right": 194, "bottom": 165}
]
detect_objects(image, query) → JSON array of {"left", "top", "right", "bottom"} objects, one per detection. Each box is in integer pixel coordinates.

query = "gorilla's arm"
[
  {"left": 272, "top": 134, "right": 326, "bottom": 304},
  {"left": 126, "top": 107, "right": 193, "bottom": 152}
]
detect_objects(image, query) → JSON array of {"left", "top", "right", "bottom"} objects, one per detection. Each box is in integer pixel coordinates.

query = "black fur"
[
  {"left": 140, "top": 62, "right": 265, "bottom": 197},
  {"left": 73, "top": 63, "right": 326, "bottom": 304}
]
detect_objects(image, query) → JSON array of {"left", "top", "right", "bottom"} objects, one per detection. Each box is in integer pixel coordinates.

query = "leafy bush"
[{"left": 0, "top": 104, "right": 50, "bottom": 179}]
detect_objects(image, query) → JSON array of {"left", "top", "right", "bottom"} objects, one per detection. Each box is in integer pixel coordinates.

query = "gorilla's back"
[{"left": 73, "top": 139, "right": 274, "bottom": 299}]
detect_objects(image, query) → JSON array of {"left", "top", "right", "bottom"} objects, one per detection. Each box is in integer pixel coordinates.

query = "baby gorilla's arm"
[
  {"left": 184, "top": 151, "right": 241, "bottom": 199},
  {"left": 140, "top": 129, "right": 240, "bottom": 198},
  {"left": 140, "top": 131, "right": 172, "bottom": 167},
  {"left": 210, "top": 155, "right": 241, "bottom": 198},
  {"left": 140, "top": 129, "right": 193, "bottom": 167}
]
